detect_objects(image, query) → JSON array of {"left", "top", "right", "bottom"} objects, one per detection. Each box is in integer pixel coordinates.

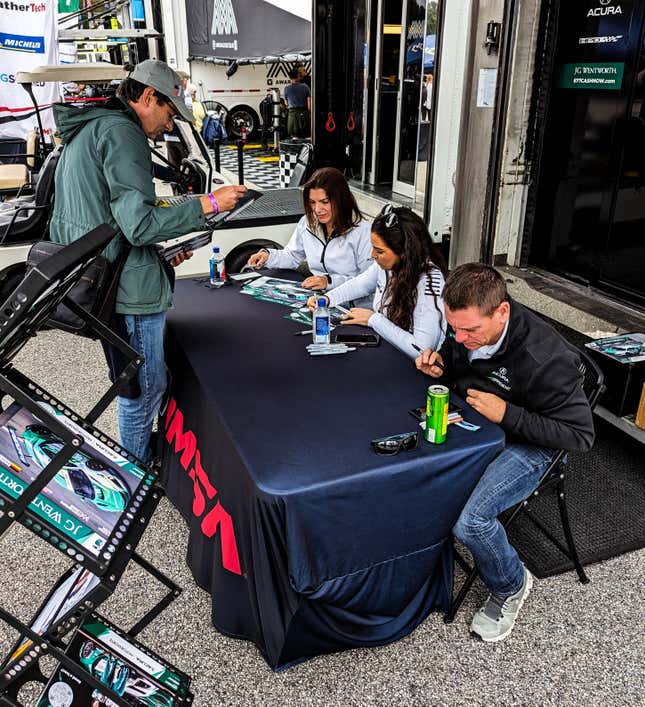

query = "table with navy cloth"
[{"left": 160, "top": 274, "right": 505, "bottom": 670}]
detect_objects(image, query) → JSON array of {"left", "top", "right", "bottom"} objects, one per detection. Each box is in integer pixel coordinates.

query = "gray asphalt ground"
[{"left": 1, "top": 330, "right": 643, "bottom": 707}]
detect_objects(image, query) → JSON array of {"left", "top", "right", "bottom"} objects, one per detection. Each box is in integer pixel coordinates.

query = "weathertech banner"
[
  {"left": 0, "top": 0, "right": 58, "bottom": 139},
  {"left": 186, "top": 0, "right": 310, "bottom": 59}
]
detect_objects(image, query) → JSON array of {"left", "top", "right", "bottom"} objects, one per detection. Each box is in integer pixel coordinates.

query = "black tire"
[
  {"left": 86, "top": 458, "right": 107, "bottom": 471},
  {"left": 225, "top": 246, "right": 264, "bottom": 274},
  {"left": 202, "top": 100, "right": 227, "bottom": 115},
  {"left": 227, "top": 106, "right": 259, "bottom": 139}
]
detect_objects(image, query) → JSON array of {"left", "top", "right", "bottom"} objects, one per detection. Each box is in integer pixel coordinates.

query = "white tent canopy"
[{"left": 262, "top": 0, "right": 311, "bottom": 21}]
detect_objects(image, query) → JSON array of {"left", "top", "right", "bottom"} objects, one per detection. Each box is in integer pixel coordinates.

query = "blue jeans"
[
  {"left": 117, "top": 313, "right": 167, "bottom": 462},
  {"left": 453, "top": 443, "right": 555, "bottom": 597}
]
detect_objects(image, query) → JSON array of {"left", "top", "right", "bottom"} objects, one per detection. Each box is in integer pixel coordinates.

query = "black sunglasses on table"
[{"left": 371, "top": 431, "right": 419, "bottom": 456}]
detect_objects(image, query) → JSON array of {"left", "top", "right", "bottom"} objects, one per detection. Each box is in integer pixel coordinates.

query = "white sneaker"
[{"left": 470, "top": 566, "right": 534, "bottom": 642}]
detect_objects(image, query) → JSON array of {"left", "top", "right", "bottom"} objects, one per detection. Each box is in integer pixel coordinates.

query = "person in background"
[
  {"left": 416, "top": 263, "right": 594, "bottom": 642},
  {"left": 297, "top": 65, "right": 311, "bottom": 89},
  {"left": 50, "top": 60, "right": 246, "bottom": 461},
  {"left": 421, "top": 73, "right": 434, "bottom": 121},
  {"left": 185, "top": 83, "right": 206, "bottom": 134},
  {"left": 182, "top": 80, "right": 193, "bottom": 111},
  {"left": 283, "top": 68, "right": 311, "bottom": 138},
  {"left": 308, "top": 205, "right": 447, "bottom": 358},
  {"left": 247, "top": 168, "right": 372, "bottom": 297}
]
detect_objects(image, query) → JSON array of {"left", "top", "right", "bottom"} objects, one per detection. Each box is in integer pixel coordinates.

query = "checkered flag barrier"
[{"left": 279, "top": 150, "right": 300, "bottom": 189}]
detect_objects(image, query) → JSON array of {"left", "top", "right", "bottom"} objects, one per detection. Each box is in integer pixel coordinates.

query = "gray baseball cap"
[{"left": 129, "top": 60, "right": 194, "bottom": 122}]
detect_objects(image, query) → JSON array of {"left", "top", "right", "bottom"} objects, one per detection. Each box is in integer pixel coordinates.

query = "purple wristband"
[{"left": 207, "top": 192, "right": 219, "bottom": 215}]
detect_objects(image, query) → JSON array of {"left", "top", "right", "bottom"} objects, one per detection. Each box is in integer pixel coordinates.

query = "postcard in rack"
[{"left": 585, "top": 333, "right": 645, "bottom": 364}]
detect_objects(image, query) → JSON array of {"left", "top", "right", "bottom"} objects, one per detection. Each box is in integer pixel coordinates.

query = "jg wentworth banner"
[{"left": 0, "top": 0, "right": 59, "bottom": 140}]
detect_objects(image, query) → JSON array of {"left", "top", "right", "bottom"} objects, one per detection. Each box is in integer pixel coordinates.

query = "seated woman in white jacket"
[
  {"left": 247, "top": 167, "right": 372, "bottom": 293},
  {"left": 308, "top": 205, "right": 448, "bottom": 358}
]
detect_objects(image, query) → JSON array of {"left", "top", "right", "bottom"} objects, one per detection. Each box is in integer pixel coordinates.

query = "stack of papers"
[
  {"left": 240, "top": 276, "right": 312, "bottom": 308},
  {"left": 285, "top": 309, "right": 312, "bottom": 326},
  {"left": 237, "top": 276, "right": 350, "bottom": 326}
]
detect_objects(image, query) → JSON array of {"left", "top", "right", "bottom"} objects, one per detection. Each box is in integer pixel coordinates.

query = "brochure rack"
[
  {"left": 0, "top": 227, "right": 191, "bottom": 706},
  {"left": 585, "top": 333, "right": 645, "bottom": 416}
]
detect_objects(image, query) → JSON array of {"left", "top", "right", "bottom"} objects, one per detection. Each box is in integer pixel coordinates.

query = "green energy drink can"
[{"left": 425, "top": 385, "right": 449, "bottom": 444}]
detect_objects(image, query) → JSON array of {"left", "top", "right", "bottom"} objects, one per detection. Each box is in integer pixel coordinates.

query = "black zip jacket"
[{"left": 438, "top": 299, "right": 594, "bottom": 452}]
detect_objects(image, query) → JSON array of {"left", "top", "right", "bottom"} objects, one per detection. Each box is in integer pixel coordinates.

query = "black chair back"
[
  {"left": 33, "top": 145, "right": 62, "bottom": 207},
  {"left": 0, "top": 145, "right": 62, "bottom": 244},
  {"left": 577, "top": 348, "right": 605, "bottom": 409}
]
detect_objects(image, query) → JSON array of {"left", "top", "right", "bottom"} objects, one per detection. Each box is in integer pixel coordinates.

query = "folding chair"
[
  {"left": 0, "top": 145, "right": 62, "bottom": 245},
  {"left": 444, "top": 348, "right": 605, "bottom": 623}
]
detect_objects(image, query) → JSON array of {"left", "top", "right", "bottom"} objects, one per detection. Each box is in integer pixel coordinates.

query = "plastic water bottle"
[
  {"left": 312, "top": 297, "right": 331, "bottom": 344},
  {"left": 209, "top": 246, "right": 226, "bottom": 287}
]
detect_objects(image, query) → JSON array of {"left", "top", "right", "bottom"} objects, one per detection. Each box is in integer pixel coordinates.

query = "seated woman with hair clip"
[
  {"left": 247, "top": 167, "right": 372, "bottom": 297},
  {"left": 308, "top": 205, "right": 448, "bottom": 358}
]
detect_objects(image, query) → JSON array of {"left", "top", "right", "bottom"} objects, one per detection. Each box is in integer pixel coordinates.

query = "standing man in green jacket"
[{"left": 50, "top": 60, "right": 246, "bottom": 461}]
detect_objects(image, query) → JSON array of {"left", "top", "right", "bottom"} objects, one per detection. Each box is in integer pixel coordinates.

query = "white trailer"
[{"left": 159, "top": 0, "right": 311, "bottom": 137}]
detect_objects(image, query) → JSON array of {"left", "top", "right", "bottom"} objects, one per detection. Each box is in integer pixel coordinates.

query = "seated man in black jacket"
[{"left": 416, "top": 263, "right": 594, "bottom": 642}]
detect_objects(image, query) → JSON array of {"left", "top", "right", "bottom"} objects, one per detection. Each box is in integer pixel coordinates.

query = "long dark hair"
[
  {"left": 372, "top": 207, "right": 448, "bottom": 332},
  {"left": 302, "top": 167, "right": 362, "bottom": 235}
]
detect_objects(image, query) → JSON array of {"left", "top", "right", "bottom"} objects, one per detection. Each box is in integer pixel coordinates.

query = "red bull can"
[{"left": 425, "top": 385, "right": 449, "bottom": 444}]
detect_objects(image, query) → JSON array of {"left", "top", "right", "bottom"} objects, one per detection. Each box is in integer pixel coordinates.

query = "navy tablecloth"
[{"left": 161, "top": 275, "right": 505, "bottom": 669}]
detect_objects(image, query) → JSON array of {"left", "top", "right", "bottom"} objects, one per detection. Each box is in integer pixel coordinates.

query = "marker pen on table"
[
  {"left": 309, "top": 347, "right": 356, "bottom": 356},
  {"left": 410, "top": 343, "right": 444, "bottom": 370},
  {"left": 293, "top": 325, "right": 336, "bottom": 335}
]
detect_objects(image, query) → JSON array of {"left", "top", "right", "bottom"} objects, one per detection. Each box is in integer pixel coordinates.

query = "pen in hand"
[{"left": 411, "top": 342, "right": 444, "bottom": 370}]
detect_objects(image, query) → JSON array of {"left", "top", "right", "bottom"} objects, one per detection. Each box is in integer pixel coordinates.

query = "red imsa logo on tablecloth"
[{"left": 164, "top": 398, "right": 242, "bottom": 575}]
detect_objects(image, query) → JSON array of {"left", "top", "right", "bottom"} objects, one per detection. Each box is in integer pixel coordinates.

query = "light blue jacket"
[
  {"left": 327, "top": 262, "right": 446, "bottom": 359},
  {"left": 265, "top": 216, "right": 373, "bottom": 288}
]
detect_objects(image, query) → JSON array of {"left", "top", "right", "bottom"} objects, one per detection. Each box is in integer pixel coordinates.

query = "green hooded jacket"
[{"left": 50, "top": 98, "right": 206, "bottom": 315}]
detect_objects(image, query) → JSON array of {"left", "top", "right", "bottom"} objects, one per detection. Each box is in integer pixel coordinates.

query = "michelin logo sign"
[
  {"left": 0, "top": 32, "right": 45, "bottom": 53},
  {"left": 0, "top": 0, "right": 57, "bottom": 139}
]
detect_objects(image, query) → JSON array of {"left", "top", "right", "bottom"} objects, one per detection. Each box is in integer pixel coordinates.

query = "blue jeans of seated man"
[
  {"left": 117, "top": 313, "right": 167, "bottom": 463},
  {"left": 453, "top": 443, "right": 555, "bottom": 597}
]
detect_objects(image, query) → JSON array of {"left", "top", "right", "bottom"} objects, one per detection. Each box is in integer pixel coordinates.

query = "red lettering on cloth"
[
  {"left": 201, "top": 502, "right": 242, "bottom": 575},
  {"left": 164, "top": 400, "right": 242, "bottom": 575},
  {"left": 165, "top": 405, "right": 196, "bottom": 469},
  {"left": 188, "top": 449, "right": 217, "bottom": 516}
]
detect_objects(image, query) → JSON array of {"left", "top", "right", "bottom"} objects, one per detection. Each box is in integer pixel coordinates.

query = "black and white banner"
[
  {"left": 0, "top": 0, "right": 58, "bottom": 140},
  {"left": 187, "top": 0, "right": 311, "bottom": 60}
]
